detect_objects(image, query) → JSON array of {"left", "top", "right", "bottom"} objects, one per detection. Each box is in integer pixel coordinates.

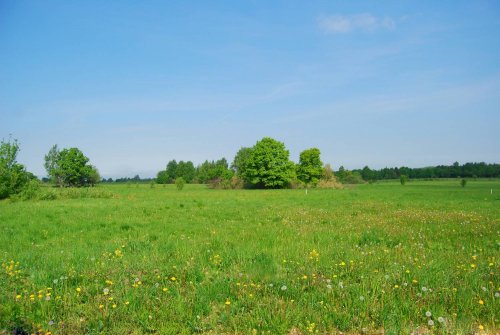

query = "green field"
[{"left": 1, "top": 180, "right": 498, "bottom": 334}]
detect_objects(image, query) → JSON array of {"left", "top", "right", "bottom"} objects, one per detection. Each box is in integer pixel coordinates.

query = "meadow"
[{"left": 0, "top": 180, "right": 498, "bottom": 334}]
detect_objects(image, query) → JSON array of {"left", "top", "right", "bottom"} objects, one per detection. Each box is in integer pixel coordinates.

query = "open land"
[{"left": 1, "top": 180, "right": 499, "bottom": 334}]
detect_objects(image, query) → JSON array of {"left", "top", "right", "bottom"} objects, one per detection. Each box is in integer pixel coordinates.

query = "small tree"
[
  {"left": 400, "top": 175, "right": 408, "bottom": 185},
  {"left": 296, "top": 148, "right": 323, "bottom": 187},
  {"left": 44, "top": 144, "right": 62, "bottom": 185}
]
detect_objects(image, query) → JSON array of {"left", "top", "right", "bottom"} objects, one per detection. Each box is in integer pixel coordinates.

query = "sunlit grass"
[{"left": 0, "top": 180, "right": 498, "bottom": 334}]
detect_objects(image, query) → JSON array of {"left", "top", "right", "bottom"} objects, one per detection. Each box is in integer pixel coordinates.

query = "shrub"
[
  {"left": 342, "top": 171, "right": 364, "bottom": 184},
  {"left": 39, "top": 189, "right": 58, "bottom": 200},
  {"left": 400, "top": 175, "right": 409, "bottom": 185},
  {"left": 461, "top": 179, "right": 467, "bottom": 187},
  {"left": 17, "top": 179, "right": 41, "bottom": 200},
  {"left": 316, "top": 164, "right": 343, "bottom": 189},
  {"left": 317, "top": 178, "right": 343, "bottom": 189},
  {"left": 230, "top": 176, "right": 244, "bottom": 189},
  {"left": 175, "top": 177, "right": 185, "bottom": 190}
]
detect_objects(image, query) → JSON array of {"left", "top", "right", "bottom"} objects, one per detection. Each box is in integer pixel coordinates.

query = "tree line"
[
  {"left": 351, "top": 162, "right": 500, "bottom": 182},
  {"left": 152, "top": 137, "right": 328, "bottom": 189},
  {"left": 1, "top": 135, "right": 499, "bottom": 200}
]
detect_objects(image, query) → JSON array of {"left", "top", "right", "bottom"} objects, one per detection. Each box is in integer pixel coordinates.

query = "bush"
[
  {"left": 175, "top": 177, "right": 185, "bottom": 190},
  {"left": 39, "top": 189, "right": 58, "bottom": 200},
  {"left": 342, "top": 171, "right": 364, "bottom": 184},
  {"left": 316, "top": 164, "right": 343, "bottom": 189},
  {"left": 317, "top": 179, "right": 343, "bottom": 189},
  {"left": 289, "top": 179, "right": 306, "bottom": 189},
  {"left": 461, "top": 179, "right": 467, "bottom": 187},
  {"left": 400, "top": 175, "right": 409, "bottom": 185},
  {"left": 208, "top": 178, "right": 234, "bottom": 189},
  {"left": 230, "top": 176, "right": 244, "bottom": 189},
  {"left": 17, "top": 179, "right": 41, "bottom": 200}
]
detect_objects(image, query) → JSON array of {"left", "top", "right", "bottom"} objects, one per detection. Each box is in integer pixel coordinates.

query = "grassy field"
[{"left": 0, "top": 180, "right": 498, "bottom": 334}]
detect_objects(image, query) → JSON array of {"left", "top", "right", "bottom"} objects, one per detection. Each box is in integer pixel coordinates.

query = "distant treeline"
[
  {"left": 2, "top": 135, "right": 500, "bottom": 201},
  {"left": 100, "top": 175, "right": 154, "bottom": 183},
  {"left": 103, "top": 162, "right": 500, "bottom": 185},
  {"left": 351, "top": 162, "right": 500, "bottom": 181}
]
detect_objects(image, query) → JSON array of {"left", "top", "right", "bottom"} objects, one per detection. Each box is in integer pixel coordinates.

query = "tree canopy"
[
  {"left": 197, "top": 158, "right": 232, "bottom": 184},
  {"left": 231, "top": 147, "right": 253, "bottom": 179},
  {"left": 244, "top": 137, "right": 295, "bottom": 189},
  {"left": 44, "top": 146, "right": 100, "bottom": 187},
  {"left": 296, "top": 148, "right": 323, "bottom": 186},
  {"left": 353, "top": 162, "right": 500, "bottom": 181}
]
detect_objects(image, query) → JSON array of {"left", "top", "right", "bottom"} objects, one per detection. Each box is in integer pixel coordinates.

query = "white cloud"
[{"left": 319, "top": 13, "right": 395, "bottom": 34}]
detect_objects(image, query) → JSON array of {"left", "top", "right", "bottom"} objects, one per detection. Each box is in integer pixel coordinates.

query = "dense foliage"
[
  {"left": 6, "top": 136, "right": 497, "bottom": 192},
  {"left": 355, "top": 162, "right": 500, "bottom": 181},
  {"left": 196, "top": 158, "right": 233, "bottom": 185},
  {"left": 335, "top": 166, "right": 364, "bottom": 184},
  {"left": 157, "top": 160, "right": 196, "bottom": 184},
  {"left": 243, "top": 137, "right": 296, "bottom": 189},
  {"left": 231, "top": 147, "right": 253, "bottom": 178},
  {"left": 296, "top": 148, "right": 323, "bottom": 186},
  {"left": 44, "top": 145, "right": 100, "bottom": 187},
  {"left": 0, "top": 138, "right": 36, "bottom": 199}
]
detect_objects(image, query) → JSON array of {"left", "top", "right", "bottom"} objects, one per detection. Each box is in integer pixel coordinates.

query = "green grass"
[{"left": 0, "top": 180, "right": 498, "bottom": 334}]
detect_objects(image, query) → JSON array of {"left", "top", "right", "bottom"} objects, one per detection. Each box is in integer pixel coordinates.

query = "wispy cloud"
[{"left": 318, "top": 13, "right": 395, "bottom": 34}]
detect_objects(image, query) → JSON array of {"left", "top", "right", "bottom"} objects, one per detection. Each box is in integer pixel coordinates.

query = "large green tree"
[
  {"left": 296, "top": 148, "right": 323, "bottom": 186},
  {"left": 244, "top": 137, "right": 295, "bottom": 189},
  {"left": 44, "top": 146, "right": 100, "bottom": 187},
  {"left": 0, "top": 138, "right": 35, "bottom": 199}
]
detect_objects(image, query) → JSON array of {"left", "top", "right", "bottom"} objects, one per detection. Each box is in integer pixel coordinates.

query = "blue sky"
[{"left": 1, "top": 1, "right": 499, "bottom": 178}]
